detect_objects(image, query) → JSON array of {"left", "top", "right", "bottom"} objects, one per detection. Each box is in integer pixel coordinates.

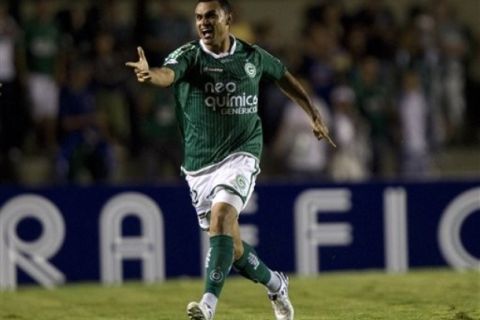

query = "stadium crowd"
[{"left": 0, "top": 0, "right": 478, "bottom": 185}]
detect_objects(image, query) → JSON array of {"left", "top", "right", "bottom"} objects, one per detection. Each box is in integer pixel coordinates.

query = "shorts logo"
[
  {"left": 209, "top": 269, "right": 224, "bottom": 283},
  {"left": 244, "top": 62, "right": 256, "bottom": 78},
  {"left": 235, "top": 175, "right": 248, "bottom": 192}
]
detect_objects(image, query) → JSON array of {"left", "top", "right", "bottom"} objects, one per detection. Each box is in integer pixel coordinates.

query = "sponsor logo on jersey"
[
  {"left": 204, "top": 67, "right": 224, "bottom": 73},
  {"left": 244, "top": 62, "right": 256, "bottom": 78},
  {"left": 204, "top": 81, "right": 258, "bottom": 115},
  {"left": 164, "top": 58, "right": 178, "bottom": 65}
]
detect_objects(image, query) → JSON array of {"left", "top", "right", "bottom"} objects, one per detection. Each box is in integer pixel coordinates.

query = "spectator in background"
[
  {"left": 407, "top": 8, "right": 443, "bottom": 152},
  {"left": 136, "top": 0, "right": 191, "bottom": 169},
  {"left": 440, "top": 31, "right": 467, "bottom": 144},
  {"left": 56, "top": 61, "right": 113, "bottom": 184},
  {"left": 305, "top": 0, "right": 346, "bottom": 42},
  {"left": 395, "top": 11, "right": 436, "bottom": 156},
  {"left": 252, "top": 20, "right": 289, "bottom": 155},
  {"left": 96, "top": 0, "right": 135, "bottom": 52},
  {"left": 395, "top": 18, "right": 423, "bottom": 71},
  {"left": 433, "top": 0, "right": 469, "bottom": 143},
  {"left": 299, "top": 23, "right": 338, "bottom": 107},
  {"left": 144, "top": 0, "right": 193, "bottom": 66},
  {"left": 56, "top": 2, "right": 98, "bottom": 59},
  {"left": 24, "top": 0, "right": 64, "bottom": 154},
  {"left": 0, "top": 0, "right": 29, "bottom": 182},
  {"left": 93, "top": 31, "right": 131, "bottom": 146},
  {"left": 83, "top": 0, "right": 140, "bottom": 160},
  {"left": 350, "top": 0, "right": 398, "bottom": 103},
  {"left": 330, "top": 85, "right": 369, "bottom": 181},
  {"left": 398, "top": 69, "right": 430, "bottom": 178},
  {"left": 351, "top": 56, "right": 395, "bottom": 177},
  {"left": 273, "top": 79, "right": 330, "bottom": 180},
  {"left": 137, "top": 87, "right": 181, "bottom": 182},
  {"left": 344, "top": 25, "right": 368, "bottom": 66},
  {"left": 351, "top": 0, "right": 397, "bottom": 61},
  {"left": 465, "top": 32, "right": 480, "bottom": 144}
]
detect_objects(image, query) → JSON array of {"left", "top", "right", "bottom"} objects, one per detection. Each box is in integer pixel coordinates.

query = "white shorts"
[
  {"left": 28, "top": 73, "right": 59, "bottom": 120},
  {"left": 184, "top": 152, "right": 260, "bottom": 230}
]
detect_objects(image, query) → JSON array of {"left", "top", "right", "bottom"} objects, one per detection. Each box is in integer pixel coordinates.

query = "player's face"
[{"left": 195, "top": 1, "right": 231, "bottom": 47}]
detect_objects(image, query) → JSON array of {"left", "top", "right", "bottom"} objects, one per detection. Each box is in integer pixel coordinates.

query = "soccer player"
[{"left": 126, "top": 0, "right": 335, "bottom": 319}]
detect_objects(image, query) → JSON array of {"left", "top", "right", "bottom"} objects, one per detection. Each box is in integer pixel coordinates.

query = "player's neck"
[{"left": 205, "top": 36, "right": 231, "bottom": 55}]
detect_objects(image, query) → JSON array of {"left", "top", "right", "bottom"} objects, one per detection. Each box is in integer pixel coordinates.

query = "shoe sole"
[{"left": 187, "top": 302, "right": 208, "bottom": 320}]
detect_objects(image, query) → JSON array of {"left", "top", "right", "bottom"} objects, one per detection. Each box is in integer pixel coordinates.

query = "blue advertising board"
[{"left": 0, "top": 181, "right": 479, "bottom": 290}]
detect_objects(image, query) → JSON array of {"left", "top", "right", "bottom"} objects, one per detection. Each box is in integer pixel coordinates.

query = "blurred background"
[{"left": 0, "top": 0, "right": 479, "bottom": 186}]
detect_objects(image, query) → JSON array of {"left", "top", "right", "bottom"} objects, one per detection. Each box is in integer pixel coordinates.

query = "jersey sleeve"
[
  {"left": 162, "top": 43, "right": 196, "bottom": 83},
  {"left": 256, "top": 46, "right": 287, "bottom": 81}
]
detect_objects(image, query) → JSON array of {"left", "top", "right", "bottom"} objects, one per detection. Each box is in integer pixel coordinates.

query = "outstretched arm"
[
  {"left": 125, "top": 47, "right": 175, "bottom": 87},
  {"left": 276, "top": 71, "right": 336, "bottom": 147}
]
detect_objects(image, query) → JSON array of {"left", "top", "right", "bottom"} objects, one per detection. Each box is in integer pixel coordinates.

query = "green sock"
[
  {"left": 205, "top": 235, "right": 234, "bottom": 297},
  {"left": 233, "top": 241, "right": 272, "bottom": 285}
]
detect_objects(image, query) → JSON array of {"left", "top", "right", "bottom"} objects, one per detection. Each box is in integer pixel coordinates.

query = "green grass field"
[{"left": 1, "top": 269, "right": 478, "bottom": 320}]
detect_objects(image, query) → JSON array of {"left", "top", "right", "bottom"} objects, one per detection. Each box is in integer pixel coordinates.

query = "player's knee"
[{"left": 210, "top": 202, "right": 237, "bottom": 235}]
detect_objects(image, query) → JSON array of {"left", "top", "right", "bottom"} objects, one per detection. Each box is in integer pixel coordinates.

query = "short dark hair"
[{"left": 197, "top": 0, "right": 232, "bottom": 14}]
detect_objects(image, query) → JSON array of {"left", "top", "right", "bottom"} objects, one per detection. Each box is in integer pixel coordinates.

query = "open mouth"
[{"left": 201, "top": 28, "right": 214, "bottom": 40}]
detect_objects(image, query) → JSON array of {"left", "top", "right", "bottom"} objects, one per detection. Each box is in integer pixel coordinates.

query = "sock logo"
[
  {"left": 205, "top": 248, "right": 212, "bottom": 269},
  {"left": 247, "top": 253, "right": 260, "bottom": 270},
  {"left": 209, "top": 269, "right": 224, "bottom": 283}
]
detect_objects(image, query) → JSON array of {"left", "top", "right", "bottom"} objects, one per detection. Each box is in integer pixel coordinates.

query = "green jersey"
[
  {"left": 162, "top": 37, "right": 286, "bottom": 172},
  {"left": 24, "top": 19, "right": 61, "bottom": 75}
]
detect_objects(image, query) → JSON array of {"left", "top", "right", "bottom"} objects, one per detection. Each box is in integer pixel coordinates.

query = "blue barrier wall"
[{"left": 0, "top": 181, "right": 478, "bottom": 289}]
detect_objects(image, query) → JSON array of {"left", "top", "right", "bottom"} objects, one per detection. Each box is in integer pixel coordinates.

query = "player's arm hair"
[
  {"left": 276, "top": 71, "right": 324, "bottom": 122},
  {"left": 147, "top": 67, "right": 175, "bottom": 87}
]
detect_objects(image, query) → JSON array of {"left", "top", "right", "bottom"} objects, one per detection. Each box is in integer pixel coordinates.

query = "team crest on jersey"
[{"left": 244, "top": 62, "right": 256, "bottom": 78}]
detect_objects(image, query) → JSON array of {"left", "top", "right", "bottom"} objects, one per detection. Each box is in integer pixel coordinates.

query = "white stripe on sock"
[
  {"left": 201, "top": 292, "right": 218, "bottom": 312},
  {"left": 266, "top": 271, "right": 282, "bottom": 292}
]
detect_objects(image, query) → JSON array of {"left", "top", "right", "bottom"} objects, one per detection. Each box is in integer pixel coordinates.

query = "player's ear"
[{"left": 226, "top": 13, "right": 232, "bottom": 25}]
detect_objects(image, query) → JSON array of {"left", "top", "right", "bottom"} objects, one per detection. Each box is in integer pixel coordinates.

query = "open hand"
[{"left": 125, "top": 47, "right": 151, "bottom": 82}]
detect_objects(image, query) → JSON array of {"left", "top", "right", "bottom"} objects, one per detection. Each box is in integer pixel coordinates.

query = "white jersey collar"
[{"left": 200, "top": 35, "right": 237, "bottom": 59}]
